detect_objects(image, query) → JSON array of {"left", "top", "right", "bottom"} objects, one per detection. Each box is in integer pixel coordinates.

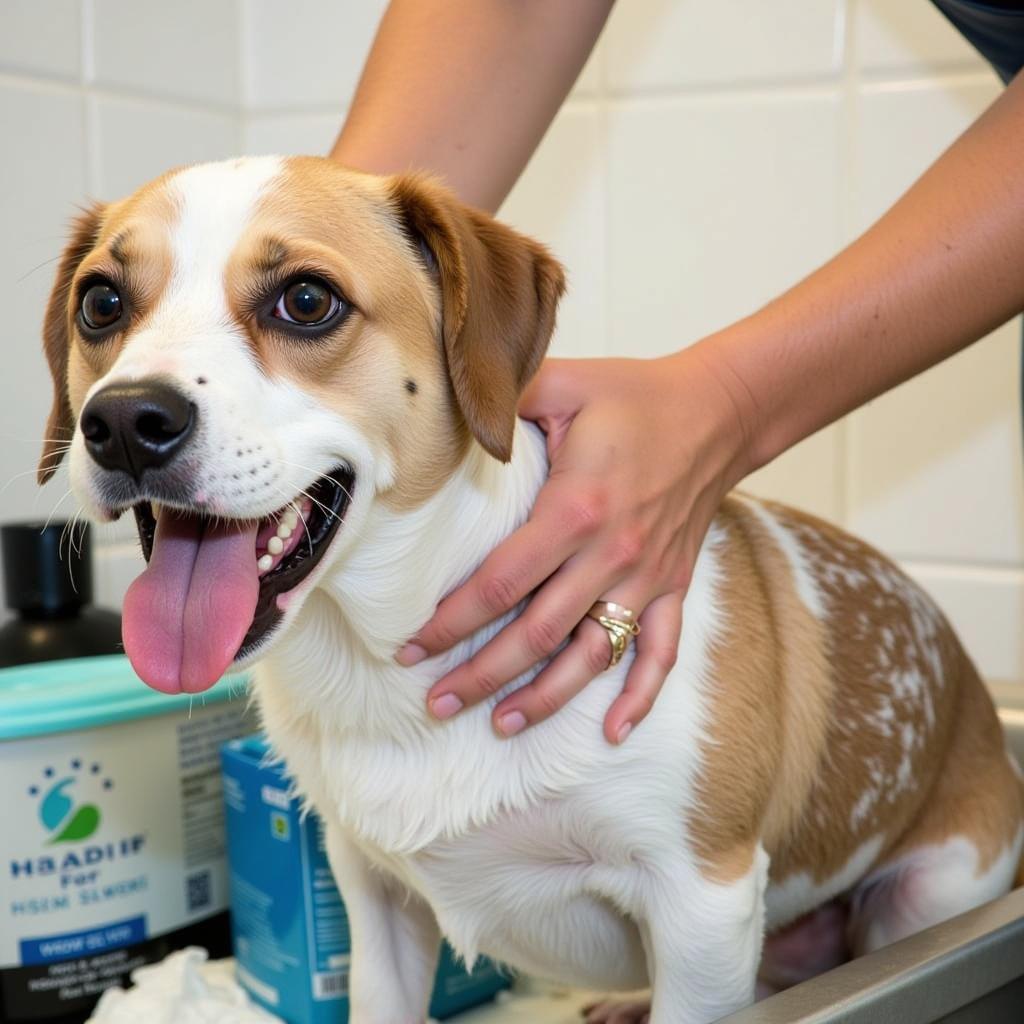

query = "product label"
[
  {"left": 1, "top": 704, "right": 248, "bottom": 1022},
  {"left": 302, "top": 818, "right": 349, "bottom": 1001}
]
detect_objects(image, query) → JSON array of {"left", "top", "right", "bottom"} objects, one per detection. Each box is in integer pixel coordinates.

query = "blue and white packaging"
[
  {"left": 221, "top": 735, "right": 509, "bottom": 1022},
  {"left": 0, "top": 656, "right": 250, "bottom": 1024}
]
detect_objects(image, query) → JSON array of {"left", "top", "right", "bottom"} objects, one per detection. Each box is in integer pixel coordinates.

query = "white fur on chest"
[
  {"left": 256, "top": 528, "right": 724, "bottom": 852},
  {"left": 253, "top": 425, "right": 728, "bottom": 982}
]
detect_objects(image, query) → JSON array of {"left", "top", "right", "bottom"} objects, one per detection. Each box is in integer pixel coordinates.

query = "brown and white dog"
[{"left": 38, "top": 157, "right": 1024, "bottom": 1023}]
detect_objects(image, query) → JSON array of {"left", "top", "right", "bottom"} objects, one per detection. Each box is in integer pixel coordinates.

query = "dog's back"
[{"left": 693, "top": 495, "right": 1023, "bottom": 985}]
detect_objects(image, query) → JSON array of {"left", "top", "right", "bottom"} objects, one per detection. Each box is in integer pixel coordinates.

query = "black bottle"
[{"left": 0, "top": 521, "right": 123, "bottom": 668}]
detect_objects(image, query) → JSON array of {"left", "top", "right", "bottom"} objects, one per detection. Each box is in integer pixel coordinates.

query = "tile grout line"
[
  {"left": 0, "top": 70, "right": 243, "bottom": 117},
  {"left": 599, "top": 66, "right": 993, "bottom": 105}
]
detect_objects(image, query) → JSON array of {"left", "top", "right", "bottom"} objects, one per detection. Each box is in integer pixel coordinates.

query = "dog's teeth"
[
  {"left": 257, "top": 554, "right": 273, "bottom": 572},
  {"left": 283, "top": 510, "right": 299, "bottom": 527},
  {"left": 276, "top": 523, "right": 292, "bottom": 540},
  {"left": 267, "top": 536, "right": 284, "bottom": 555}
]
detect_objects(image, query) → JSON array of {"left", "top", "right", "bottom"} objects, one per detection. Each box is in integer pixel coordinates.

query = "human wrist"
[
  {"left": 662, "top": 341, "right": 763, "bottom": 494},
  {"left": 680, "top": 276, "right": 851, "bottom": 479}
]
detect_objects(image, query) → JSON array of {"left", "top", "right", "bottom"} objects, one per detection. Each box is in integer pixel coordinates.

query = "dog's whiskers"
[
  {"left": 1, "top": 457, "right": 71, "bottom": 495},
  {"left": 1, "top": 431, "right": 75, "bottom": 444},
  {"left": 277, "top": 457, "right": 356, "bottom": 506},
  {"left": 42, "top": 488, "right": 76, "bottom": 533},
  {"left": 57, "top": 509, "right": 88, "bottom": 596},
  {"left": 16, "top": 252, "right": 64, "bottom": 283}
]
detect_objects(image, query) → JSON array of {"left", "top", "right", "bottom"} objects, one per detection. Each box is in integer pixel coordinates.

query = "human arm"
[{"left": 331, "top": 0, "right": 614, "bottom": 212}]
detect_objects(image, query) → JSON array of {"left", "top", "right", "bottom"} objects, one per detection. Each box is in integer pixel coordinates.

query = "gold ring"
[{"left": 585, "top": 601, "right": 641, "bottom": 668}]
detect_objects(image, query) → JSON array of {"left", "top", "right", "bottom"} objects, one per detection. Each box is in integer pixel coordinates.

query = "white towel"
[{"left": 86, "top": 948, "right": 281, "bottom": 1024}]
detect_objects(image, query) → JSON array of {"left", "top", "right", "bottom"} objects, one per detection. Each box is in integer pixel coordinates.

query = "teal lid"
[{"left": 0, "top": 654, "right": 248, "bottom": 740}]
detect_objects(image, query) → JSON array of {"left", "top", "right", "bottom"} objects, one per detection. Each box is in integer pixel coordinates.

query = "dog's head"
[{"left": 39, "top": 157, "right": 564, "bottom": 693}]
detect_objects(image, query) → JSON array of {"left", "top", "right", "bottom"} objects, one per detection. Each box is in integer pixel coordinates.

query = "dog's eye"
[
  {"left": 80, "top": 283, "right": 122, "bottom": 331},
  {"left": 273, "top": 279, "right": 341, "bottom": 326}
]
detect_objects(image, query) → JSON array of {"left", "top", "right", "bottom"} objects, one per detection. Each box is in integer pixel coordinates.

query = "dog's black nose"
[{"left": 81, "top": 381, "right": 196, "bottom": 481}]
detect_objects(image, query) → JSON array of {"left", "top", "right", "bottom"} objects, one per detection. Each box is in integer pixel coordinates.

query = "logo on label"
[
  {"left": 270, "top": 811, "right": 290, "bottom": 841},
  {"left": 28, "top": 760, "right": 113, "bottom": 845}
]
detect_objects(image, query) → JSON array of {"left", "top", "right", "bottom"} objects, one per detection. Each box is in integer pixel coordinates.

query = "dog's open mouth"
[{"left": 123, "top": 467, "right": 354, "bottom": 695}]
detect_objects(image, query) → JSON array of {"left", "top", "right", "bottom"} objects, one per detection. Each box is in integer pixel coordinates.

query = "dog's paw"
[{"left": 580, "top": 997, "right": 651, "bottom": 1024}]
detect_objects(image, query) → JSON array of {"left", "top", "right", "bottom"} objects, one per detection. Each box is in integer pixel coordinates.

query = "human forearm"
[
  {"left": 331, "top": 0, "right": 613, "bottom": 212},
  {"left": 698, "top": 69, "right": 1024, "bottom": 475}
]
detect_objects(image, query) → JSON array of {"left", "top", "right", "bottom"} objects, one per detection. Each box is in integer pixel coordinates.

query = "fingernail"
[
  {"left": 395, "top": 642, "right": 427, "bottom": 666},
  {"left": 429, "top": 693, "right": 463, "bottom": 720},
  {"left": 616, "top": 722, "right": 633, "bottom": 745},
  {"left": 496, "top": 710, "right": 527, "bottom": 737}
]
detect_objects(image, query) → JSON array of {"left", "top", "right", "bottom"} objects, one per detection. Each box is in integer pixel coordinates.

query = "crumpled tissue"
[{"left": 86, "top": 948, "right": 282, "bottom": 1024}]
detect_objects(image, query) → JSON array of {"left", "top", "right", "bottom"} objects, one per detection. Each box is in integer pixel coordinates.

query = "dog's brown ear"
[
  {"left": 38, "top": 203, "right": 105, "bottom": 484},
  {"left": 389, "top": 175, "right": 565, "bottom": 462}
]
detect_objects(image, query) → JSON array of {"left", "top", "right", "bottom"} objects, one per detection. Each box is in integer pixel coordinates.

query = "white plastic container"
[{"left": 0, "top": 655, "right": 250, "bottom": 1024}]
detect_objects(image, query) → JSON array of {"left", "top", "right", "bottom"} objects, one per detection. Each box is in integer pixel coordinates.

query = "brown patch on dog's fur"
[
  {"left": 688, "top": 497, "right": 832, "bottom": 883},
  {"left": 692, "top": 496, "right": 1022, "bottom": 903},
  {"left": 766, "top": 502, "right": 957, "bottom": 888},
  {"left": 878, "top": 652, "right": 1024, "bottom": 874}
]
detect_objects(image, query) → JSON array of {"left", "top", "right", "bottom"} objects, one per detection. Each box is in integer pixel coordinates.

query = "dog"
[{"left": 38, "top": 156, "right": 1024, "bottom": 1023}]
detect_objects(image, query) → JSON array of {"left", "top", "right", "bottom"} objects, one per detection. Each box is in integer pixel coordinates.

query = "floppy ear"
[
  {"left": 388, "top": 174, "right": 565, "bottom": 462},
  {"left": 38, "top": 203, "right": 105, "bottom": 484}
]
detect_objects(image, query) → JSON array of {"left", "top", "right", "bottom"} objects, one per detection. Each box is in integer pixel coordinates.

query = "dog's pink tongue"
[{"left": 123, "top": 512, "right": 260, "bottom": 694}]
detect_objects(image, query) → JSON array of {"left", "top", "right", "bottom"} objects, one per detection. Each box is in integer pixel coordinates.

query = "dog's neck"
[
  {"left": 256, "top": 419, "right": 657, "bottom": 850},
  {"left": 263, "top": 420, "right": 549, "bottom": 730}
]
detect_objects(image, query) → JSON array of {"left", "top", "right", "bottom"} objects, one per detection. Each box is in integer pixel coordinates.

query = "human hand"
[{"left": 399, "top": 347, "right": 754, "bottom": 743}]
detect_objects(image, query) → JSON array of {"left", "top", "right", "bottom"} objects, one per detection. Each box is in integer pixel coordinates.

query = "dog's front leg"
[
  {"left": 325, "top": 825, "right": 440, "bottom": 1024},
  {"left": 639, "top": 846, "right": 768, "bottom": 1022}
]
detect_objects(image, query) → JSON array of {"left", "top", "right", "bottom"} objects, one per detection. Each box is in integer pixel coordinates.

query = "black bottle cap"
[{"left": 1, "top": 521, "right": 94, "bottom": 614}]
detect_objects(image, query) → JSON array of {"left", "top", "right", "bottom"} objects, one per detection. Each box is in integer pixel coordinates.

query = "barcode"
[
  {"left": 186, "top": 870, "right": 212, "bottom": 912},
  {"left": 312, "top": 971, "right": 348, "bottom": 1000}
]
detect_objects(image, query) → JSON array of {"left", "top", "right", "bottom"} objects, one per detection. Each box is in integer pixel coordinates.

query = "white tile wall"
[
  {"left": 849, "top": 323, "right": 1024, "bottom": 567},
  {"left": 606, "top": 0, "right": 843, "bottom": 93},
  {"left": 857, "top": 0, "right": 987, "bottom": 77},
  {"left": 0, "top": 82, "right": 87, "bottom": 524},
  {"left": 606, "top": 90, "right": 843, "bottom": 352},
  {"left": 242, "top": 0, "right": 387, "bottom": 111},
  {"left": 1, "top": 1, "right": 1020, "bottom": 686},
  {"left": 92, "top": 96, "right": 239, "bottom": 199},
  {"left": 90, "top": 0, "right": 240, "bottom": 106},
  {"left": 0, "top": 0, "right": 82, "bottom": 80},
  {"left": 243, "top": 111, "right": 341, "bottom": 156}
]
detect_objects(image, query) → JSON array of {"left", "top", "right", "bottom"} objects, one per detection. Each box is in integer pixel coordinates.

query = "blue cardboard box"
[{"left": 221, "top": 735, "right": 509, "bottom": 1022}]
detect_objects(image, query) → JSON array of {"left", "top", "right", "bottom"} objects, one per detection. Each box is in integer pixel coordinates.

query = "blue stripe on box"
[{"left": 19, "top": 914, "right": 147, "bottom": 965}]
